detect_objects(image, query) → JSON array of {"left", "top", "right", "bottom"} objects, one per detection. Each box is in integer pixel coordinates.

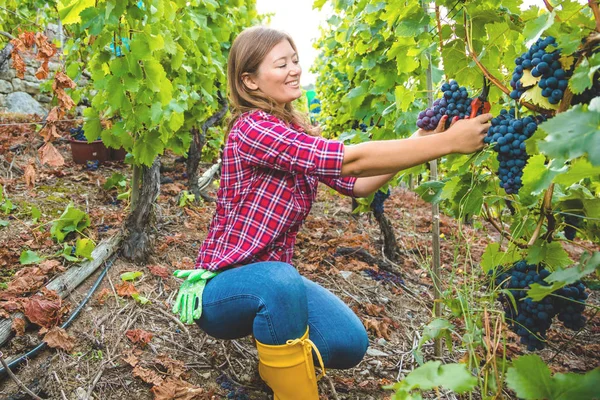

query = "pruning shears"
[{"left": 470, "top": 76, "right": 491, "bottom": 119}]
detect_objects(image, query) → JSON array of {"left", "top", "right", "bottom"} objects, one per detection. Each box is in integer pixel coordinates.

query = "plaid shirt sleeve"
[
  {"left": 319, "top": 176, "right": 357, "bottom": 197},
  {"left": 236, "top": 113, "right": 345, "bottom": 178}
]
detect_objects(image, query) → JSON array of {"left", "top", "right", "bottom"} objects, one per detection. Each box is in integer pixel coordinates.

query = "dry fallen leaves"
[
  {"left": 363, "top": 318, "right": 394, "bottom": 341},
  {"left": 23, "top": 288, "right": 66, "bottom": 329},
  {"left": 151, "top": 378, "right": 208, "bottom": 400},
  {"left": 24, "top": 162, "right": 36, "bottom": 189},
  {"left": 38, "top": 142, "right": 65, "bottom": 167},
  {"left": 95, "top": 288, "right": 112, "bottom": 305},
  {"left": 11, "top": 317, "right": 26, "bottom": 336},
  {"left": 126, "top": 329, "right": 154, "bottom": 347},
  {"left": 147, "top": 264, "right": 170, "bottom": 279},
  {"left": 116, "top": 281, "right": 138, "bottom": 297},
  {"left": 43, "top": 327, "right": 75, "bottom": 352},
  {"left": 133, "top": 365, "right": 164, "bottom": 386}
]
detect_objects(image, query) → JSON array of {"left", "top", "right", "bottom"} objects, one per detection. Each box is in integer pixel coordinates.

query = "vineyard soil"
[{"left": 0, "top": 119, "right": 598, "bottom": 399}]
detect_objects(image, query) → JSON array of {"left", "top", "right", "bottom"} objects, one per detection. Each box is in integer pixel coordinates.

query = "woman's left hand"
[{"left": 412, "top": 115, "right": 458, "bottom": 138}]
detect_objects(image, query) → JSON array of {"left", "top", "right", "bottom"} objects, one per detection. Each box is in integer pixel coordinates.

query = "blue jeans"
[{"left": 197, "top": 261, "right": 369, "bottom": 369}]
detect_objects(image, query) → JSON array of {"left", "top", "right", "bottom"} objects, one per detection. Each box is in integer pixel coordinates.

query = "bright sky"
[
  {"left": 255, "top": 0, "right": 331, "bottom": 87},
  {"left": 255, "top": 1, "right": 586, "bottom": 86}
]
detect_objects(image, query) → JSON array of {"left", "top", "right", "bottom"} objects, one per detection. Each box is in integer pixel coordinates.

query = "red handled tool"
[{"left": 470, "top": 76, "right": 491, "bottom": 119}]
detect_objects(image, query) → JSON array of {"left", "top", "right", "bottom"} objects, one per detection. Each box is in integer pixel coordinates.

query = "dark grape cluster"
[
  {"left": 562, "top": 214, "right": 581, "bottom": 241},
  {"left": 70, "top": 125, "right": 87, "bottom": 141},
  {"left": 70, "top": 125, "right": 101, "bottom": 142},
  {"left": 364, "top": 268, "right": 405, "bottom": 286},
  {"left": 97, "top": 224, "right": 112, "bottom": 233},
  {"left": 510, "top": 36, "right": 570, "bottom": 105},
  {"left": 484, "top": 109, "right": 544, "bottom": 194},
  {"left": 417, "top": 80, "right": 473, "bottom": 130},
  {"left": 86, "top": 160, "right": 100, "bottom": 171},
  {"left": 371, "top": 189, "right": 391, "bottom": 217},
  {"left": 216, "top": 374, "right": 249, "bottom": 400},
  {"left": 493, "top": 260, "right": 588, "bottom": 351},
  {"left": 555, "top": 282, "right": 588, "bottom": 330}
]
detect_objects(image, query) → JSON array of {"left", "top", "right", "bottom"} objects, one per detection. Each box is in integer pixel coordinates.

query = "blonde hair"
[{"left": 227, "top": 26, "right": 314, "bottom": 135}]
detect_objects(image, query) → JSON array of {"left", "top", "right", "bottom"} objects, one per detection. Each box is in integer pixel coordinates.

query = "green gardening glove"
[{"left": 172, "top": 269, "right": 218, "bottom": 324}]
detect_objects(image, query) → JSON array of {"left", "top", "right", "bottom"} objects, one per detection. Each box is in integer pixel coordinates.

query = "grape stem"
[
  {"left": 463, "top": 13, "right": 553, "bottom": 115},
  {"left": 590, "top": 0, "right": 600, "bottom": 32},
  {"left": 434, "top": 5, "right": 444, "bottom": 63},
  {"left": 482, "top": 204, "right": 528, "bottom": 249},
  {"left": 528, "top": 183, "right": 555, "bottom": 246}
]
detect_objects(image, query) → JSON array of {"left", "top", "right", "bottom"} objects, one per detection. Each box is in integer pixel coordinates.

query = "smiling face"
[{"left": 242, "top": 39, "right": 302, "bottom": 107}]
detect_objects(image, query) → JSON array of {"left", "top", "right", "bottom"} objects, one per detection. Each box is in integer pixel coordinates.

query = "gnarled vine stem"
[
  {"left": 482, "top": 204, "right": 528, "bottom": 249},
  {"left": 528, "top": 183, "right": 555, "bottom": 246},
  {"left": 590, "top": 0, "right": 600, "bottom": 32}
]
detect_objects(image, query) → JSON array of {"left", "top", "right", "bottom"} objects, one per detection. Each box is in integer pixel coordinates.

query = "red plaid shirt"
[{"left": 195, "top": 110, "right": 357, "bottom": 271}]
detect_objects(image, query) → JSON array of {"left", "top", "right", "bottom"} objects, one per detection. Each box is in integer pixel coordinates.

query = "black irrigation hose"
[{"left": 0, "top": 255, "right": 117, "bottom": 378}]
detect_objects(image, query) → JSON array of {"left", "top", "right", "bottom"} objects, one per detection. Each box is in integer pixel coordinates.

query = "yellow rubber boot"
[{"left": 256, "top": 327, "right": 325, "bottom": 400}]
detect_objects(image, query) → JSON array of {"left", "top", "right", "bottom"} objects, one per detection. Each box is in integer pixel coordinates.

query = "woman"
[{"left": 172, "top": 26, "right": 491, "bottom": 399}]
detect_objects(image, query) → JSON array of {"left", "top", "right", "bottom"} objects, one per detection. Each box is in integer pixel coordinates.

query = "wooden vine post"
[{"left": 424, "top": 0, "right": 443, "bottom": 357}]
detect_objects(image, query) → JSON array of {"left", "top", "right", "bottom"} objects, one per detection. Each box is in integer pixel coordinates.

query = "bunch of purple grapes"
[
  {"left": 484, "top": 109, "right": 545, "bottom": 194},
  {"left": 364, "top": 268, "right": 405, "bottom": 286},
  {"left": 493, "top": 260, "right": 588, "bottom": 351},
  {"left": 555, "top": 282, "right": 588, "bottom": 330},
  {"left": 371, "top": 188, "right": 391, "bottom": 217},
  {"left": 510, "top": 36, "right": 571, "bottom": 105},
  {"left": 216, "top": 374, "right": 249, "bottom": 400},
  {"left": 70, "top": 125, "right": 86, "bottom": 141},
  {"left": 417, "top": 80, "right": 473, "bottom": 130}
]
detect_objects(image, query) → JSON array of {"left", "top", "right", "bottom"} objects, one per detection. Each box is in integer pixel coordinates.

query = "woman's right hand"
[{"left": 445, "top": 113, "right": 492, "bottom": 154}]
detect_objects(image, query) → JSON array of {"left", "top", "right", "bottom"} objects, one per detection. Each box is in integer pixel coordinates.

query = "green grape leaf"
[
  {"left": 144, "top": 59, "right": 167, "bottom": 92},
  {"left": 30, "top": 206, "right": 41, "bottom": 223},
  {"left": 58, "top": 0, "right": 96, "bottom": 25},
  {"left": 551, "top": 368, "right": 600, "bottom": 400},
  {"left": 83, "top": 108, "right": 103, "bottom": 144},
  {"left": 527, "top": 281, "right": 564, "bottom": 301},
  {"left": 507, "top": 354, "right": 600, "bottom": 400},
  {"left": 414, "top": 181, "right": 445, "bottom": 204},
  {"left": 538, "top": 105, "right": 600, "bottom": 165},
  {"left": 569, "top": 53, "right": 600, "bottom": 95},
  {"left": 546, "top": 251, "right": 600, "bottom": 285},
  {"left": 480, "top": 243, "right": 522, "bottom": 274},
  {"left": 20, "top": 250, "right": 43, "bottom": 265},
  {"left": 526, "top": 240, "right": 572, "bottom": 269},
  {"left": 132, "top": 130, "right": 164, "bottom": 166},
  {"left": 523, "top": 12, "right": 555, "bottom": 48},
  {"left": 75, "top": 238, "right": 95, "bottom": 260},
  {"left": 132, "top": 293, "right": 151, "bottom": 304},
  {"left": 403, "top": 361, "right": 477, "bottom": 394},
  {"left": 506, "top": 354, "right": 554, "bottom": 399},
  {"left": 554, "top": 158, "right": 600, "bottom": 186},
  {"left": 522, "top": 154, "right": 562, "bottom": 195},
  {"left": 50, "top": 203, "right": 91, "bottom": 243},
  {"left": 120, "top": 271, "right": 143, "bottom": 281}
]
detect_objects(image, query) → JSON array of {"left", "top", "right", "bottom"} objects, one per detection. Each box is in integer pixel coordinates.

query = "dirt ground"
[{"left": 0, "top": 117, "right": 598, "bottom": 400}]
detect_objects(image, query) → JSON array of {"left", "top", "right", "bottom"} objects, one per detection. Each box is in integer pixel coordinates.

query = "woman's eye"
[{"left": 278, "top": 64, "right": 286, "bottom": 68}]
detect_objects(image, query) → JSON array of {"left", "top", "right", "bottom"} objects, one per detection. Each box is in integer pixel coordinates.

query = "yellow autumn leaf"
[
  {"left": 520, "top": 69, "right": 541, "bottom": 87},
  {"left": 520, "top": 85, "right": 558, "bottom": 110},
  {"left": 560, "top": 55, "right": 575, "bottom": 71}
]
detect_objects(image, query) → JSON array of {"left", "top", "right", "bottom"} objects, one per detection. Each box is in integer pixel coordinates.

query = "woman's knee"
[
  {"left": 251, "top": 262, "right": 306, "bottom": 305},
  {"left": 325, "top": 326, "right": 369, "bottom": 369}
]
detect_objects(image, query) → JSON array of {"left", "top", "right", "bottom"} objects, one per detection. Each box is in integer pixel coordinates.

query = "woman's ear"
[{"left": 241, "top": 73, "right": 258, "bottom": 91}]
